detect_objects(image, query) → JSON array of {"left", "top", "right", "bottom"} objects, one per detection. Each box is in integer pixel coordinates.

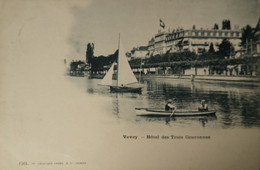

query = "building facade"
[
  {"left": 251, "top": 19, "right": 260, "bottom": 55},
  {"left": 130, "top": 46, "right": 148, "bottom": 59},
  {"left": 148, "top": 28, "right": 242, "bottom": 56}
]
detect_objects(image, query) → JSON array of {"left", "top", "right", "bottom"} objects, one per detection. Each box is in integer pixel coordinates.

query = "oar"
[
  {"left": 169, "top": 109, "right": 175, "bottom": 118},
  {"left": 166, "top": 109, "right": 175, "bottom": 123}
]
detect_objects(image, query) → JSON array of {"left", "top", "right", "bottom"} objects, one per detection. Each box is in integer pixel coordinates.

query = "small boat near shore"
[{"left": 135, "top": 108, "right": 216, "bottom": 117}]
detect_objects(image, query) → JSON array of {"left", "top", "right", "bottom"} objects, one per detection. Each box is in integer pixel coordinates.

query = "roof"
[
  {"left": 131, "top": 46, "right": 148, "bottom": 53},
  {"left": 254, "top": 18, "right": 260, "bottom": 34},
  {"left": 255, "top": 18, "right": 260, "bottom": 31},
  {"left": 138, "top": 46, "right": 148, "bottom": 50}
]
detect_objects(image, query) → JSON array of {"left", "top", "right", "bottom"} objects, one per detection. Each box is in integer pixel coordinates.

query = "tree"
[
  {"left": 90, "top": 49, "right": 118, "bottom": 71},
  {"left": 86, "top": 43, "right": 94, "bottom": 65},
  {"left": 241, "top": 25, "right": 254, "bottom": 49},
  {"left": 213, "top": 24, "right": 219, "bottom": 30},
  {"left": 70, "top": 60, "right": 85, "bottom": 71},
  {"left": 222, "top": 20, "right": 231, "bottom": 30},
  {"left": 197, "top": 52, "right": 218, "bottom": 61},
  {"left": 218, "top": 39, "right": 234, "bottom": 58},
  {"left": 208, "top": 43, "right": 215, "bottom": 53}
]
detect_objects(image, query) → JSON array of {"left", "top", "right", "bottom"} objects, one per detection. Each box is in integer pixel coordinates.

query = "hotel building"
[{"left": 148, "top": 28, "right": 242, "bottom": 56}]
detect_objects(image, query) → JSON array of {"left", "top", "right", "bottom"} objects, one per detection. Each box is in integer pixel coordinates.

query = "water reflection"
[
  {"left": 142, "top": 78, "right": 259, "bottom": 128},
  {"left": 79, "top": 77, "right": 259, "bottom": 128},
  {"left": 112, "top": 94, "right": 119, "bottom": 117}
]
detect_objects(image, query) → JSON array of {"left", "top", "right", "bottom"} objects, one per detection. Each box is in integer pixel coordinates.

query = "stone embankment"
[{"left": 148, "top": 74, "right": 260, "bottom": 83}]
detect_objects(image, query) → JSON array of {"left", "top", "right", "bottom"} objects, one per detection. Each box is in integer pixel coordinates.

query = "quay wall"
[{"left": 141, "top": 74, "right": 260, "bottom": 83}]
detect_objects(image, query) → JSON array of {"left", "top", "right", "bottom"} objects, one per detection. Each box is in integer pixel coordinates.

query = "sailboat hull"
[{"left": 110, "top": 86, "right": 142, "bottom": 93}]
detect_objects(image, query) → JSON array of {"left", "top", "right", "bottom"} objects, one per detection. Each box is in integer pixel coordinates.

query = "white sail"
[
  {"left": 99, "top": 62, "right": 115, "bottom": 86},
  {"left": 117, "top": 40, "right": 138, "bottom": 86}
]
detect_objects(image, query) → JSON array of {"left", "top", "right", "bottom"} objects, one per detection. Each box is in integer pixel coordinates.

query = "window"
[
  {"left": 198, "top": 48, "right": 205, "bottom": 53},
  {"left": 183, "top": 40, "right": 189, "bottom": 46}
]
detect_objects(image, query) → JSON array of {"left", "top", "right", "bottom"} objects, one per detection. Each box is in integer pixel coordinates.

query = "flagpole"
[{"left": 117, "top": 33, "right": 120, "bottom": 87}]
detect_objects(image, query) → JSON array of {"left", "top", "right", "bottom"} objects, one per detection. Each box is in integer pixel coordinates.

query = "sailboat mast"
[
  {"left": 118, "top": 34, "right": 120, "bottom": 50},
  {"left": 117, "top": 34, "right": 120, "bottom": 87},
  {"left": 139, "top": 58, "right": 142, "bottom": 82}
]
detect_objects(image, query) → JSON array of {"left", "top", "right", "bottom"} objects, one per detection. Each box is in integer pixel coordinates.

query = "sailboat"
[{"left": 99, "top": 35, "right": 142, "bottom": 93}]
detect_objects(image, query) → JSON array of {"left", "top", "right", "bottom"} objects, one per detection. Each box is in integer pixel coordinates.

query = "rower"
[
  {"left": 198, "top": 99, "right": 208, "bottom": 111},
  {"left": 165, "top": 99, "right": 176, "bottom": 111}
]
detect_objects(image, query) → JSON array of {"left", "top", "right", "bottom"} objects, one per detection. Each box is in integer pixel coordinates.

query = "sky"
[
  {"left": 0, "top": 0, "right": 259, "bottom": 65},
  {"left": 69, "top": 0, "right": 260, "bottom": 58}
]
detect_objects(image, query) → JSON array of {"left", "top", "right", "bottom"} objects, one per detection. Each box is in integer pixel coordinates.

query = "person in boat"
[
  {"left": 198, "top": 99, "right": 208, "bottom": 111},
  {"left": 165, "top": 99, "right": 176, "bottom": 111}
]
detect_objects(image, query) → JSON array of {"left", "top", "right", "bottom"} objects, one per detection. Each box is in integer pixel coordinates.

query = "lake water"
[{"left": 69, "top": 76, "right": 260, "bottom": 129}]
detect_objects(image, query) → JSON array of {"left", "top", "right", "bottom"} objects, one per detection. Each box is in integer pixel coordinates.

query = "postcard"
[{"left": 0, "top": 0, "right": 259, "bottom": 169}]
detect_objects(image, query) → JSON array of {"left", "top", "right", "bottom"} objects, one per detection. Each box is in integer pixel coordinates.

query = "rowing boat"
[{"left": 135, "top": 108, "right": 216, "bottom": 117}]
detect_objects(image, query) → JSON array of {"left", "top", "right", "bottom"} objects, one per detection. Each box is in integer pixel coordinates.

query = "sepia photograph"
[{"left": 0, "top": 0, "right": 259, "bottom": 169}]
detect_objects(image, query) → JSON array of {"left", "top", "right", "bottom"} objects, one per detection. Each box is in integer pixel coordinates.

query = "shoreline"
[
  {"left": 141, "top": 74, "right": 260, "bottom": 84},
  {"left": 85, "top": 72, "right": 260, "bottom": 84}
]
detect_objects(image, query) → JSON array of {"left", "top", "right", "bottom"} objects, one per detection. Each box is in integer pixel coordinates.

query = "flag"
[{"left": 160, "top": 19, "right": 165, "bottom": 29}]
